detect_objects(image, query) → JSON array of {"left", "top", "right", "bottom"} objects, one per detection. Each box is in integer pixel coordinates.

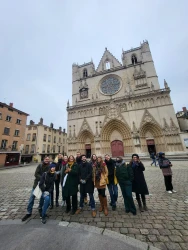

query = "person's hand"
[{"left": 44, "top": 191, "right": 49, "bottom": 197}]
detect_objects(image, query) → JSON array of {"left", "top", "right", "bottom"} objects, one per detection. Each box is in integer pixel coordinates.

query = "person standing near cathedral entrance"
[{"left": 105, "top": 154, "right": 118, "bottom": 211}]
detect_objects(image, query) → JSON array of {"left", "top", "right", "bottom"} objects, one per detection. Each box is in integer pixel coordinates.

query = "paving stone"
[
  {"left": 96, "top": 222, "right": 106, "bottom": 228},
  {"left": 147, "top": 235, "right": 158, "bottom": 242},
  {"left": 180, "top": 243, "right": 188, "bottom": 250},
  {"left": 180, "top": 230, "right": 188, "bottom": 236},
  {"left": 105, "top": 222, "right": 113, "bottom": 228},
  {"left": 148, "top": 229, "right": 160, "bottom": 235},
  {"left": 153, "top": 242, "right": 167, "bottom": 250},
  {"left": 158, "top": 229, "right": 171, "bottom": 236},
  {"left": 114, "top": 222, "right": 123, "bottom": 228},
  {"left": 140, "top": 229, "right": 149, "bottom": 235},
  {"left": 119, "top": 228, "right": 128, "bottom": 234},
  {"left": 157, "top": 236, "right": 170, "bottom": 242},
  {"left": 165, "top": 242, "right": 181, "bottom": 250},
  {"left": 128, "top": 228, "right": 140, "bottom": 234},
  {"left": 135, "top": 235, "right": 147, "bottom": 242}
]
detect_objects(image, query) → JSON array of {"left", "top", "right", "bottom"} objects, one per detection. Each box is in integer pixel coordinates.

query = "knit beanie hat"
[
  {"left": 49, "top": 163, "right": 56, "bottom": 169},
  {"left": 132, "top": 154, "right": 139, "bottom": 159}
]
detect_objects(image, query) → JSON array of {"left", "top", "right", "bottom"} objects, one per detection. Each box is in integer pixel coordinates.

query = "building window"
[
  {"left": 6, "top": 115, "right": 11, "bottom": 122},
  {"left": 42, "top": 144, "right": 46, "bottom": 153},
  {"left": 33, "top": 126, "right": 37, "bottom": 130},
  {"left": 44, "top": 127, "right": 47, "bottom": 131},
  {"left": 28, "top": 126, "right": 32, "bottom": 130},
  {"left": 26, "top": 134, "right": 31, "bottom": 141},
  {"left": 12, "top": 141, "right": 18, "bottom": 150},
  {"left": 83, "top": 69, "right": 88, "bottom": 78},
  {"left": 47, "top": 145, "right": 50, "bottom": 153},
  {"left": 131, "top": 54, "right": 137, "bottom": 65},
  {"left": 14, "top": 130, "right": 19, "bottom": 136},
  {"left": 54, "top": 136, "right": 56, "bottom": 143},
  {"left": 105, "top": 61, "right": 110, "bottom": 70},
  {"left": 16, "top": 119, "right": 21, "bottom": 124},
  {"left": 1, "top": 139, "right": 8, "bottom": 149},
  {"left": 4, "top": 127, "right": 10, "bottom": 135},
  {"left": 43, "top": 134, "right": 46, "bottom": 142},
  {"left": 30, "top": 144, "right": 35, "bottom": 153},
  {"left": 58, "top": 146, "right": 61, "bottom": 153},
  {"left": 0, "top": 112, "right": 2, "bottom": 119},
  {"left": 59, "top": 137, "right": 61, "bottom": 143},
  {"left": 32, "top": 133, "right": 36, "bottom": 141},
  {"left": 53, "top": 145, "right": 56, "bottom": 153},
  {"left": 48, "top": 135, "right": 51, "bottom": 142},
  {"left": 25, "top": 145, "right": 29, "bottom": 154}
]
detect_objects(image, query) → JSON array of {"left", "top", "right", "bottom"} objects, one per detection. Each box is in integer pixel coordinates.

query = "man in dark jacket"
[
  {"left": 22, "top": 156, "right": 50, "bottom": 221},
  {"left": 105, "top": 154, "right": 118, "bottom": 210},
  {"left": 50, "top": 154, "right": 63, "bottom": 208},
  {"left": 39, "top": 162, "right": 56, "bottom": 224},
  {"left": 76, "top": 152, "right": 88, "bottom": 204},
  {"left": 75, "top": 155, "right": 96, "bottom": 218}
]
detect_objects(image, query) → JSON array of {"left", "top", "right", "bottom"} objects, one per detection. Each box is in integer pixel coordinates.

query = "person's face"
[
  {"left": 50, "top": 166, "right": 55, "bottom": 172},
  {"left": 92, "top": 155, "right": 97, "bottom": 161},
  {"left": 82, "top": 156, "right": 86, "bottom": 162},
  {"left": 162, "top": 154, "right": 165, "bottom": 158},
  {"left": 58, "top": 154, "right": 62, "bottom": 159},
  {"left": 116, "top": 157, "right": 120, "bottom": 162},
  {"left": 44, "top": 157, "right": 50, "bottom": 164},
  {"left": 77, "top": 153, "right": 81, "bottom": 157},
  {"left": 69, "top": 156, "right": 74, "bottom": 162},
  {"left": 133, "top": 156, "right": 139, "bottom": 162},
  {"left": 64, "top": 156, "right": 68, "bottom": 162},
  {"left": 97, "top": 157, "right": 102, "bottom": 163}
]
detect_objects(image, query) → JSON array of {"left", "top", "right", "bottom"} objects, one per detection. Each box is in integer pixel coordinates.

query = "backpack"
[{"left": 160, "top": 159, "right": 171, "bottom": 169}]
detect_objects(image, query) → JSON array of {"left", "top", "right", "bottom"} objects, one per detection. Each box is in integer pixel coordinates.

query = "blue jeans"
[
  {"left": 79, "top": 192, "right": 95, "bottom": 210},
  {"left": 27, "top": 188, "right": 43, "bottom": 214},
  {"left": 41, "top": 193, "right": 51, "bottom": 217},
  {"left": 119, "top": 181, "right": 136, "bottom": 213},
  {"left": 151, "top": 158, "right": 157, "bottom": 166},
  {"left": 107, "top": 184, "right": 118, "bottom": 206}
]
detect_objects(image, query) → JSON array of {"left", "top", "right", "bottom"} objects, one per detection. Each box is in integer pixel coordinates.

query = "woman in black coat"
[{"left": 130, "top": 154, "right": 149, "bottom": 212}]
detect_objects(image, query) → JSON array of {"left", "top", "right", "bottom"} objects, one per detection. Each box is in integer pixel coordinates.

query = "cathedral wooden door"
[{"left": 111, "top": 140, "right": 124, "bottom": 157}]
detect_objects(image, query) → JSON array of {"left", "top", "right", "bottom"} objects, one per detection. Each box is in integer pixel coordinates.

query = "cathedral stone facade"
[{"left": 67, "top": 41, "right": 184, "bottom": 158}]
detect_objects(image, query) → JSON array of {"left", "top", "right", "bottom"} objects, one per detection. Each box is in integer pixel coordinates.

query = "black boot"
[
  {"left": 136, "top": 196, "right": 144, "bottom": 212},
  {"left": 141, "top": 195, "right": 148, "bottom": 211}
]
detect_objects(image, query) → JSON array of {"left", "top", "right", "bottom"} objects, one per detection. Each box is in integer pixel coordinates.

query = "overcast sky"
[{"left": 0, "top": 0, "right": 188, "bottom": 130}]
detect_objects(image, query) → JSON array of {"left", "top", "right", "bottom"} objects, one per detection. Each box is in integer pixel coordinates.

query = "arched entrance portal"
[{"left": 111, "top": 140, "right": 124, "bottom": 157}]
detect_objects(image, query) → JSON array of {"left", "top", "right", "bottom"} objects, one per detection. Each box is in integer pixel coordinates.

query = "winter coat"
[
  {"left": 62, "top": 162, "right": 79, "bottom": 198},
  {"left": 39, "top": 171, "right": 56, "bottom": 194},
  {"left": 93, "top": 162, "right": 108, "bottom": 189},
  {"left": 116, "top": 161, "right": 134, "bottom": 184},
  {"left": 33, "top": 163, "right": 50, "bottom": 189},
  {"left": 105, "top": 158, "right": 118, "bottom": 185},
  {"left": 158, "top": 157, "right": 172, "bottom": 176},
  {"left": 79, "top": 161, "right": 94, "bottom": 194},
  {"left": 130, "top": 161, "right": 149, "bottom": 195}
]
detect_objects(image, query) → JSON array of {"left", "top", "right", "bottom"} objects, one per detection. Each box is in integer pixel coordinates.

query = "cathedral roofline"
[{"left": 78, "top": 61, "right": 94, "bottom": 68}]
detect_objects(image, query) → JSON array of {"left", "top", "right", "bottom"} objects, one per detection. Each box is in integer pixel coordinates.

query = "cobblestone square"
[{"left": 0, "top": 161, "right": 188, "bottom": 250}]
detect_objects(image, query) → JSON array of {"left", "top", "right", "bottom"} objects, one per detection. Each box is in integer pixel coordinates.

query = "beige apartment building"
[
  {"left": 0, "top": 102, "right": 29, "bottom": 167},
  {"left": 23, "top": 118, "right": 67, "bottom": 163},
  {"left": 67, "top": 41, "right": 186, "bottom": 157}
]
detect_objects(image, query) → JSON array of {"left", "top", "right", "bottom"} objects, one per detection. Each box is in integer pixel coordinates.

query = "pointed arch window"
[
  {"left": 131, "top": 54, "right": 137, "bottom": 65},
  {"left": 83, "top": 69, "right": 88, "bottom": 78},
  {"left": 105, "top": 61, "right": 110, "bottom": 70}
]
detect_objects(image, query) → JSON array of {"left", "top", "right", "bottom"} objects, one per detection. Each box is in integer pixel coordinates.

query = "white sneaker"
[
  {"left": 172, "top": 190, "right": 177, "bottom": 193},
  {"left": 167, "top": 191, "right": 172, "bottom": 194},
  {"left": 61, "top": 201, "right": 66, "bottom": 207}
]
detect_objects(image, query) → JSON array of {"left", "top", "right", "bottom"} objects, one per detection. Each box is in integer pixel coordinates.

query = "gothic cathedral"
[{"left": 67, "top": 41, "right": 184, "bottom": 158}]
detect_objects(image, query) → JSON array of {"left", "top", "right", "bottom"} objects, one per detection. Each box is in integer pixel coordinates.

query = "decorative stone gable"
[
  {"left": 78, "top": 118, "right": 93, "bottom": 136},
  {"left": 140, "top": 109, "right": 160, "bottom": 128}
]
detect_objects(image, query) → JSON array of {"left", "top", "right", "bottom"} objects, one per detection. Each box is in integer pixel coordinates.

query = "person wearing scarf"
[
  {"left": 62, "top": 155, "right": 79, "bottom": 215},
  {"left": 130, "top": 154, "right": 149, "bottom": 212},
  {"left": 39, "top": 162, "right": 57, "bottom": 224},
  {"left": 93, "top": 156, "right": 109, "bottom": 216},
  {"left": 116, "top": 157, "right": 136, "bottom": 215}
]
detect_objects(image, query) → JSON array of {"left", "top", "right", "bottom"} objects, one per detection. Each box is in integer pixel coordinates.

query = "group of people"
[{"left": 22, "top": 152, "right": 176, "bottom": 224}]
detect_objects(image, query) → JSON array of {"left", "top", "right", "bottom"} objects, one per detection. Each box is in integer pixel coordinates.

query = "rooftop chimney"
[
  {"left": 63, "top": 128, "right": 66, "bottom": 133},
  {"left": 30, "top": 120, "right": 35, "bottom": 125},
  {"left": 9, "top": 103, "right": 13, "bottom": 107},
  {"left": 50, "top": 123, "right": 53, "bottom": 128},
  {"left": 182, "top": 107, "right": 187, "bottom": 112},
  {"left": 59, "top": 126, "right": 62, "bottom": 131}
]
